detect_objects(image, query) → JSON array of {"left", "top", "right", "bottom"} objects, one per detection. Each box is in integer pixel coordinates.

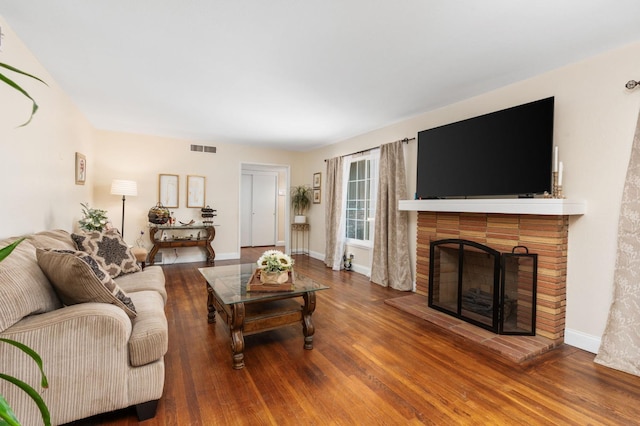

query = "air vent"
[
  {"left": 153, "top": 252, "right": 163, "bottom": 264},
  {"left": 190, "top": 144, "right": 216, "bottom": 153}
]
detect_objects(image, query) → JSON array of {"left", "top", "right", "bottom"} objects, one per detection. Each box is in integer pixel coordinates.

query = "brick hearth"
[{"left": 416, "top": 211, "right": 568, "bottom": 343}]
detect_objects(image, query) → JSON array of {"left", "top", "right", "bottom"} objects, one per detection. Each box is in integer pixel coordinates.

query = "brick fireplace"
[{"left": 416, "top": 211, "right": 568, "bottom": 342}]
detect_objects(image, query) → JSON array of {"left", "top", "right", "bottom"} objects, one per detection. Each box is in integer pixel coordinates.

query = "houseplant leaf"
[
  {"left": 0, "top": 394, "right": 20, "bottom": 426},
  {"left": 0, "top": 238, "right": 25, "bottom": 263},
  {"left": 0, "top": 63, "right": 47, "bottom": 127},
  {"left": 0, "top": 339, "right": 47, "bottom": 389},
  {"left": 0, "top": 338, "right": 50, "bottom": 426},
  {"left": 0, "top": 243, "right": 51, "bottom": 425},
  {"left": 0, "top": 374, "right": 50, "bottom": 426}
]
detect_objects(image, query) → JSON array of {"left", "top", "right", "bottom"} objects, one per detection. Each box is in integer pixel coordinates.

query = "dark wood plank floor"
[{"left": 68, "top": 249, "right": 640, "bottom": 425}]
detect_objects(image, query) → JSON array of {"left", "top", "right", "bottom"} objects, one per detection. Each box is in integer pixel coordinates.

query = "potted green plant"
[
  {"left": 78, "top": 203, "right": 109, "bottom": 232},
  {"left": 291, "top": 185, "right": 311, "bottom": 224},
  {"left": 0, "top": 239, "right": 51, "bottom": 426}
]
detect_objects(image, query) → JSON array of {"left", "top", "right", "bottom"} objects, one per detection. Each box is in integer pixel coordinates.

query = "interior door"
[
  {"left": 251, "top": 174, "right": 277, "bottom": 246},
  {"left": 241, "top": 172, "right": 277, "bottom": 247}
]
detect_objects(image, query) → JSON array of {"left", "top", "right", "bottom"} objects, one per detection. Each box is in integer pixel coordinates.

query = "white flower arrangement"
[{"left": 256, "top": 250, "right": 294, "bottom": 272}]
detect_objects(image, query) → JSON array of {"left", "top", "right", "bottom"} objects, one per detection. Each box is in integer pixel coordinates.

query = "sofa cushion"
[
  {"left": 0, "top": 239, "right": 62, "bottom": 333},
  {"left": 72, "top": 229, "right": 141, "bottom": 278},
  {"left": 115, "top": 265, "right": 167, "bottom": 304},
  {"left": 36, "top": 248, "right": 137, "bottom": 318},
  {"left": 27, "top": 229, "right": 77, "bottom": 251},
  {"left": 127, "top": 291, "right": 168, "bottom": 367}
]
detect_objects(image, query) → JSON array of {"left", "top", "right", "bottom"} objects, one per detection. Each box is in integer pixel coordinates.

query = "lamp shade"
[{"left": 110, "top": 179, "right": 138, "bottom": 196}]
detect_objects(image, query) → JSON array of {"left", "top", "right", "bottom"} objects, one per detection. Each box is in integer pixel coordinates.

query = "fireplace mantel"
[{"left": 399, "top": 198, "right": 586, "bottom": 216}]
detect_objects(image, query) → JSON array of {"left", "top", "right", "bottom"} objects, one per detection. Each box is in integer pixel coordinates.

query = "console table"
[{"left": 148, "top": 224, "right": 215, "bottom": 265}]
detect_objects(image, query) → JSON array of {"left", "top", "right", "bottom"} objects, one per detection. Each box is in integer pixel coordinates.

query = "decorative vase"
[{"left": 260, "top": 270, "right": 290, "bottom": 284}]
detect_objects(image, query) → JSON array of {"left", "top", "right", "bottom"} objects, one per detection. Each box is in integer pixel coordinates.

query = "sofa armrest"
[
  {"left": 0, "top": 303, "right": 134, "bottom": 425},
  {"left": 2, "top": 302, "right": 132, "bottom": 338}
]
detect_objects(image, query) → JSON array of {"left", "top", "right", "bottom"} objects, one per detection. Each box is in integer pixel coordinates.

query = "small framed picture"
[
  {"left": 187, "top": 175, "right": 206, "bottom": 208},
  {"left": 313, "top": 188, "right": 321, "bottom": 204},
  {"left": 313, "top": 172, "right": 321, "bottom": 189},
  {"left": 159, "top": 174, "right": 179, "bottom": 208},
  {"left": 75, "top": 152, "right": 86, "bottom": 185}
]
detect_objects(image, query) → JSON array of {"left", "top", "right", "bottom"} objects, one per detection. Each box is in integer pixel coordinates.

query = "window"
[{"left": 345, "top": 152, "right": 378, "bottom": 245}]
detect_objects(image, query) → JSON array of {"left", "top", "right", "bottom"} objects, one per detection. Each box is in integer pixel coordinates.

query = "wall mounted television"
[{"left": 416, "top": 97, "right": 554, "bottom": 199}]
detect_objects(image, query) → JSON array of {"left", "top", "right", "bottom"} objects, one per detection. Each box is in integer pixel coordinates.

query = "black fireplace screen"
[{"left": 429, "top": 239, "right": 537, "bottom": 335}]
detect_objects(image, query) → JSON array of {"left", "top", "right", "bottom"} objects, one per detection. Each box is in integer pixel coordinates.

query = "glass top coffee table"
[{"left": 199, "top": 263, "right": 329, "bottom": 369}]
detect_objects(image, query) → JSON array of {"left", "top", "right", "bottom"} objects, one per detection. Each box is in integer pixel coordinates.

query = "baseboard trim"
[
  {"left": 306, "top": 250, "right": 372, "bottom": 275},
  {"left": 564, "top": 328, "right": 601, "bottom": 354}
]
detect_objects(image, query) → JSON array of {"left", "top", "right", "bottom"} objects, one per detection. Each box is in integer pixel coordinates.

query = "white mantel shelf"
[{"left": 398, "top": 198, "right": 586, "bottom": 216}]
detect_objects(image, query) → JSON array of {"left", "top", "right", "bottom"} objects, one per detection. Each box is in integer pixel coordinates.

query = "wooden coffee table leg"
[
  {"left": 206, "top": 284, "right": 216, "bottom": 323},
  {"left": 230, "top": 303, "right": 246, "bottom": 369},
  {"left": 302, "top": 292, "right": 316, "bottom": 350}
]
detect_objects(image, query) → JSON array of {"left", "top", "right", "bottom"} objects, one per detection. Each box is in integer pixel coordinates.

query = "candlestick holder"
[{"left": 551, "top": 171, "right": 564, "bottom": 198}]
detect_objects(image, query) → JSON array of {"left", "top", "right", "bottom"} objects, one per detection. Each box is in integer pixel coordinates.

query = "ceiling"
[{"left": 2, "top": 1, "right": 640, "bottom": 151}]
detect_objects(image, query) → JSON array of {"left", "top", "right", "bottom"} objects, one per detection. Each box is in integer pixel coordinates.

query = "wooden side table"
[
  {"left": 291, "top": 223, "right": 309, "bottom": 255},
  {"left": 148, "top": 224, "right": 215, "bottom": 265}
]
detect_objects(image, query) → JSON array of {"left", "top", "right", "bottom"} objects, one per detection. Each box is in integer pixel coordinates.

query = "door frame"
[{"left": 239, "top": 162, "right": 290, "bottom": 255}]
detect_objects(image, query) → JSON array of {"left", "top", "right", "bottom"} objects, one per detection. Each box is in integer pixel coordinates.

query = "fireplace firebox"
[{"left": 429, "top": 239, "right": 537, "bottom": 335}]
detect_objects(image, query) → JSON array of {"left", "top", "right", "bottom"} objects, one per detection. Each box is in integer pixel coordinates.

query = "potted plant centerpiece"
[
  {"left": 256, "top": 250, "right": 294, "bottom": 284},
  {"left": 291, "top": 185, "right": 311, "bottom": 224}
]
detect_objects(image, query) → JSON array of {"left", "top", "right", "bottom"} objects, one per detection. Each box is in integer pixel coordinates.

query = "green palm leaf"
[
  {"left": 0, "top": 339, "right": 47, "bottom": 389},
  {"left": 0, "top": 374, "right": 50, "bottom": 426},
  {"left": 0, "top": 63, "right": 47, "bottom": 127},
  {"left": 0, "top": 238, "right": 25, "bottom": 263},
  {"left": 0, "top": 394, "right": 20, "bottom": 426},
  {"left": 0, "top": 338, "right": 50, "bottom": 426}
]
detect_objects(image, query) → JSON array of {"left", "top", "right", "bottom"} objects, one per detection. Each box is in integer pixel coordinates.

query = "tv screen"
[{"left": 416, "top": 97, "right": 554, "bottom": 198}]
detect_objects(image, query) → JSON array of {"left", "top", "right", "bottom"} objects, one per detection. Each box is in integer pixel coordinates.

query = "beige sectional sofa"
[{"left": 0, "top": 230, "right": 168, "bottom": 425}]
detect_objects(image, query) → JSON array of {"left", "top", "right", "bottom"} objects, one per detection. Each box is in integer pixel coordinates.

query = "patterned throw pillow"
[
  {"left": 72, "top": 229, "right": 141, "bottom": 278},
  {"left": 36, "top": 248, "right": 137, "bottom": 318}
]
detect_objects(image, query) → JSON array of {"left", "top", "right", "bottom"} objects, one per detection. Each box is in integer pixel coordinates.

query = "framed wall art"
[
  {"left": 313, "top": 172, "right": 321, "bottom": 189},
  {"left": 159, "top": 174, "right": 179, "bottom": 208},
  {"left": 187, "top": 175, "right": 206, "bottom": 208},
  {"left": 75, "top": 152, "right": 86, "bottom": 185},
  {"left": 313, "top": 188, "right": 321, "bottom": 204}
]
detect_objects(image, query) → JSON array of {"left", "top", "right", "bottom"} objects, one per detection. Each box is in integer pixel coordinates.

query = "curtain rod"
[
  {"left": 324, "top": 137, "right": 415, "bottom": 162},
  {"left": 626, "top": 79, "right": 640, "bottom": 89}
]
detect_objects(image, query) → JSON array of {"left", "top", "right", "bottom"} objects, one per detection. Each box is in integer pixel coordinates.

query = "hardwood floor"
[{"left": 68, "top": 249, "right": 640, "bottom": 425}]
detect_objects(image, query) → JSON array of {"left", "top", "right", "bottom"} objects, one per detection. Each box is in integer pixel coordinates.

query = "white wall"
[
  {"left": 303, "top": 42, "right": 640, "bottom": 353},
  {"left": 93, "top": 130, "right": 298, "bottom": 262},
  {"left": 0, "top": 17, "right": 96, "bottom": 237}
]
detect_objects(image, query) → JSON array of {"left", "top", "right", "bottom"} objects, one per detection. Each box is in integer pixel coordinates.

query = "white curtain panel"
[{"left": 595, "top": 110, "right": 640, "bottom": 376}]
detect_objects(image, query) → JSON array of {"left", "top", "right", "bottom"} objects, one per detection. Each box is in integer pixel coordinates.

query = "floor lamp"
[{"left": 110, "top": 179, "right": 138, "bottom": 238}]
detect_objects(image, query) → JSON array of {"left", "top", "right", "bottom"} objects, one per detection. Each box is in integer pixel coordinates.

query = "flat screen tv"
[{"left": 416, "top": 97, "right": 554, "bottom": 198}]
